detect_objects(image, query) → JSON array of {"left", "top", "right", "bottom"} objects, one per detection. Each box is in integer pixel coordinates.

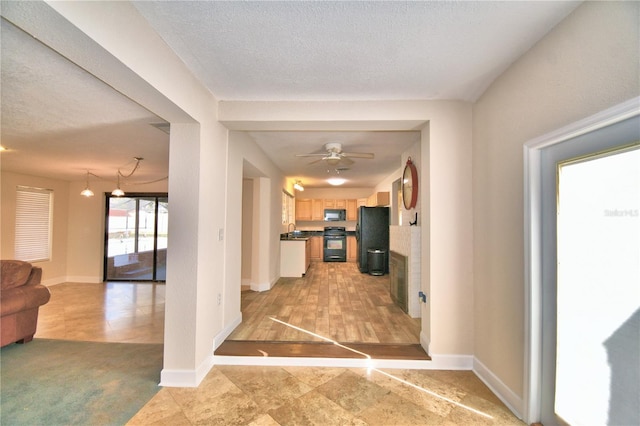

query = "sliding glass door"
[{"left": 104, "top": 193, "right": 168, "bottom": 282}]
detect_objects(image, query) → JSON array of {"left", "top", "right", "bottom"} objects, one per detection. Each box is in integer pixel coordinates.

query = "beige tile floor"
[
  {"left": 36, "top": 281, "right": 165, "bottom": 343},
  {"left": 36, "top": 280, "right": 523, "bottom": 425},
  {"left": 128, "top": 366, "right": 524, "bottom": 425}
]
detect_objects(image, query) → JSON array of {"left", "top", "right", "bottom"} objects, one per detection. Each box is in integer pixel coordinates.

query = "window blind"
[{"left": 15, "top": 186, "right": 53, "bottom": 262}]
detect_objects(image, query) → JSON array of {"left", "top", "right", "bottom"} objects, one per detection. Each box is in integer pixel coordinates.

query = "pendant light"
[
  {"left": 80, "top": 171, "right": 94, "bottom": 197},
  {"left": 111, "top": 173, "right": 125, "bottom": 197}
]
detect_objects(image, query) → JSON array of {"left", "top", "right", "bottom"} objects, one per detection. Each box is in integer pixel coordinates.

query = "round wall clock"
[{"left": 402, "top": 157, "right": 418, "bottom": 210}]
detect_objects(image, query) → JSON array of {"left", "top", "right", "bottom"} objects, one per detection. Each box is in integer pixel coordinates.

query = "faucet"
[{"left": 287, "top": 223, "right": 296, "bottom": 235}]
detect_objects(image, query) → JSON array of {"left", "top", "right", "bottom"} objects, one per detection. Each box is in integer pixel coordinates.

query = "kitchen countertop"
[
  {"left": 280, "top": 231, "right": 322, "bottom": 240},
  {"left": 280, "top": 230, "right": 356, "bottom": 240}
]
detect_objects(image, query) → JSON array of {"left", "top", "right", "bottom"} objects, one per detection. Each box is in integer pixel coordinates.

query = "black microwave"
[{"left": 324, "top": 209, "right": 346, "bottom": 221}]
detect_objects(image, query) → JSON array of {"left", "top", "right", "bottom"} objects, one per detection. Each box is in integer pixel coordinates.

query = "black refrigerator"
[{"left": 355, "top": 206, "right": 390, "bottom": 274}]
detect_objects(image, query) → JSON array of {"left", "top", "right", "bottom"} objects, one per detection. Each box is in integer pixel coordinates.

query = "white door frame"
[{"left": 522, "top": 97, "right": 640, "bottom": 424}]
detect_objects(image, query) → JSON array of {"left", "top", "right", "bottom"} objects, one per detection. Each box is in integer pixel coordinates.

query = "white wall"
[{"left": 472, "top": 0, "right": 640, "bottom": 407}]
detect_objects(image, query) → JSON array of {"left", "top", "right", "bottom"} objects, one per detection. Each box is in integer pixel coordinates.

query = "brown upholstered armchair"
[{"left": 1, "top": 260, "right": 51, "bottom": 347}]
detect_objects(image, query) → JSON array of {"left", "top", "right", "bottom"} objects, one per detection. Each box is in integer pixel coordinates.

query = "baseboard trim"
[
  {"left": 473, "top": 357, "right": 524, "bottom": 420},
  {"left": 160, "top": 354, "right": 215, "bottom": 388},
  {"left": 250, "top": 281, "right": 272, "bottom": 292},
  {"left": 428, "top": 353, "right": 474, "bottom": 370},
  {"left": 213, "top": 352, "right": 473, "bottom": 371},
  {"left": 66, "top": 276, "right": 103, "bottom": 284},
  {"left": 213, "top": 314, "right": 242, "bottom": 350},
  {"left": 213, "top": 355, "right": 437, "bottom": 370}
]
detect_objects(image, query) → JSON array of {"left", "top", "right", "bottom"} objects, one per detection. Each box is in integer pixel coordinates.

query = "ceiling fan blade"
[
  {"left": 340, "top": 157, "right": 355, "bottom": 166},
  {"left": 342, "top": 152, "right": 374, "bottom": 159},
  {"left": 295, "top": 153, "right": 327, "bottom": 158},
  {"left": 308, "top": 158, "right": 325, "bottom": 165}
]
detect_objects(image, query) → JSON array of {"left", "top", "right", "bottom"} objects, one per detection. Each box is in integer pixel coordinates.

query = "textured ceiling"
[
  {"left": 1, "top": 1, "right": 581, "bottom": 187},
  {"left": 133, "top": 1, "right": 580, "bottom": 102},
  {"left": 0, "top": 18, "right": 169, "bottom": 183}
]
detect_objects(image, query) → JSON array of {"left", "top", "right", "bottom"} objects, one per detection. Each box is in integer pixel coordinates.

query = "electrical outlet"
[
  {"left": 217, "top": 293, "right": 222, "bottom": 305},
  {"left": 218, "top": 228, "right": 224, "bottom": 241}
]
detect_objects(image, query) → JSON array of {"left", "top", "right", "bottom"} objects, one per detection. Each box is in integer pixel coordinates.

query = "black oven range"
[{"left": 323, "top": 226, "right": 347, "bottom": 262}]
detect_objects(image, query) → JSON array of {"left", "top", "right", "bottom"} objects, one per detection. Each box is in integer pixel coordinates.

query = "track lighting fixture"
[{"left": 79, "top": 157, "right": 162, "bottom": 198}]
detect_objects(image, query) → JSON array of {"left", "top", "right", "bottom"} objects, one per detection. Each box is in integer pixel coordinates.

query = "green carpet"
[{"left": 1, "top": 339, "right": 163, "bottom": 426}]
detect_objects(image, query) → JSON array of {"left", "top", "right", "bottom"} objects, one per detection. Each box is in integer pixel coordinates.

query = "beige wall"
[
  {"left": 1, "top": 172, "right": 69, "bottom": 284},
  {"left": 241, "top": 179, "right": 253, "bottom": 282},
  {"left": 32, "top": 0, "right": 224, "bottom": 382},
  {"left": 227, "top": 131, "right": 288, "bottom": 297},
  {"left": 67, "top": 179, "right": 168, "bottom": 283},
  {"left": 1, "top": 171, "right": 167, "bottom": 284},
  {"left": 472, "top": 0, "right": 640, "bottom": 400},
  {"left": 299, "top": 187, "right": 372, "bottom": 200},
  {"left": 219, "top": 100, "right": 474, "bottom": 359},
  {"left": 9, "top": 0, "right": 634, "bottom": 400}
]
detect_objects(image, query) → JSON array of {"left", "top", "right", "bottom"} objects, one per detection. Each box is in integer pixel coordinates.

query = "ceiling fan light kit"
[
  {"left": 296, "top": 142, "right": 374, "bottom": 167},
  {"left": 327, "top": 178, "right": 346, "bottom": 186},
  {"left": 294, "top": 142, "right": 375, "bottom": 188}
]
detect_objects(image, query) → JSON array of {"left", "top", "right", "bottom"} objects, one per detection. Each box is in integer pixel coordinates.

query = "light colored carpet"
[{"left": 1, "top": 338, "right": 163, "bottom": 425}]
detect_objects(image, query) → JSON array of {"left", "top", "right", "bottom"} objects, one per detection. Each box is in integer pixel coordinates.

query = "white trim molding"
[
  {"left": 474, "top": 357, "right": 524, "bottom": 420},
  {"left": 213, "top": 313, "right": 242, "bottom": 350},
  {"left": 522, "top": 97, "right": 640, "bottom": 424},
  {"left": 212, "top": 353, "right": 472, "bottom": 371},
  {"left": 65, "top": 275, "right": 103, "bottom": 284},
  {"left": 160, "top": 354, "right": 215, "bottom": 388}
]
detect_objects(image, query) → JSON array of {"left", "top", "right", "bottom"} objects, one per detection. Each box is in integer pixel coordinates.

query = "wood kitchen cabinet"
[
  {"left": 366, "top": 191, "right": 390, "bottom": 207},
  {"left": 347, "top": 236, "right": 357, "bottom": 262},
  {"left": 295, "top": 199, "right": 312, "bottom": 221},
  {"left": 346, "top": 199, "right": 358, "bottom": 220},
  {"left": 309, "top": 236, "right": 323, "bottom": 261},
  {"left": 311, "top": 199, "right": 324, "bottom": 221},
  {"left": 297, "top": 198, "right": 363, "bottom": 222}
]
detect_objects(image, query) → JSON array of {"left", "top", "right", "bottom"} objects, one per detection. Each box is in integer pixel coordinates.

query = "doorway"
[
  {"left": 554, "top": 146, "right": 639, "bottom": 425},
  {"left": 525, "top": 100, "right": 639, "bottom": 424},
  {"left": 104, "top": 193, "right": 169, "bottom": 282}
]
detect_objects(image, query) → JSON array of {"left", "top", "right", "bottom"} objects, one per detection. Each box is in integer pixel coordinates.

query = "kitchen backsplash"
[{"left": 296, "top": 220, "right": 357, "bottom": 231}]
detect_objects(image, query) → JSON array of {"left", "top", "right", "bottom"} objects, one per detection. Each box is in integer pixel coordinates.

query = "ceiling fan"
[{"left": 296, "top": 142, "right": 374, "bottom": 166}]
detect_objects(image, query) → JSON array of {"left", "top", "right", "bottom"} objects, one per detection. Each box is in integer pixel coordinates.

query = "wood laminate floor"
[{"left": 227, "top": 261, "right": 421, "bottom": 345}]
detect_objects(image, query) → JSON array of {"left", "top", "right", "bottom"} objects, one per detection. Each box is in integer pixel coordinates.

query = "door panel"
[
  {"left": 539, "top": 115, "right": 639, "bottom": 425},
  {"left": 105, "top": 193, "right": 168, "bottom": 281},
  {"left": 555, "top": 147, "right": 639, "bottom": 425}
]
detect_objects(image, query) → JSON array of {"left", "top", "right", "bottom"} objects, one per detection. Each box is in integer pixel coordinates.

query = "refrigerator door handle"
[{"left": 355, "top": 223, "right": 360, "bottom": 241}]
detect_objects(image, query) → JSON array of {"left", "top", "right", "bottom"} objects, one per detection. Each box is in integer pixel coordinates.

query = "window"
[
  {"left": 282, "top": 190, "right": 294, "bottom": 224},
  {"left": 15, "top": 186, "right": 53, "bottom": 262}
]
